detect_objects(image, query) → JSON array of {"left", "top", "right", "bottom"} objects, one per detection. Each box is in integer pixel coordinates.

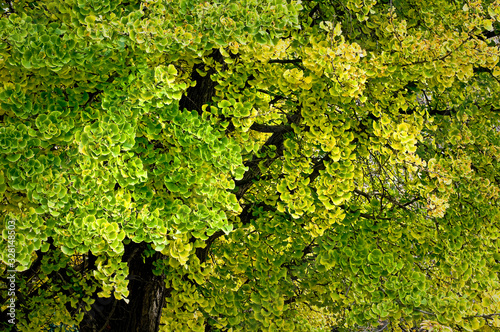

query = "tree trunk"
[
  {"left": 79, "top": 50, "right": 222, "bottom": 332},
  {"left": 79, "top": 242, "right": 167, "bottom": 332}
]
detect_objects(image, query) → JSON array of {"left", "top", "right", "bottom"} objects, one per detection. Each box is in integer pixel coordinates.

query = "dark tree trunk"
[
  {"left": 79, "top": 50, "right": 224, "bottom": 332},
  {"left": 179, "top": 49, "right": 224, "bottom": 115},
  {"left": 79, "top": 242, "right": 167, "bottom": 332}
]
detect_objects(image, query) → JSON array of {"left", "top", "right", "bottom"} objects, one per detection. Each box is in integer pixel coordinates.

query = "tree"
[{"left": 1, "top": 0, "right": 500, "bottom": 331}]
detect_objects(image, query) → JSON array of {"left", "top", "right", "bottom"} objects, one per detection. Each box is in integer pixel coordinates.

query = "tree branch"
[
  {"left": 249, "top": 123, "right": 291, "bottom": 133},
  {"left": 234, "top": 112, "right": 301, "bottom": 199},
  {"left": 196, "top": 203, "right": 276, "bottom": 263},
  {"left": 465, "top": 313, "right": 500, "bottom": 320}
]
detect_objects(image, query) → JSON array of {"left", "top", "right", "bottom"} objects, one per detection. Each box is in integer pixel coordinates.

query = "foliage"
[
  {"left": 1, "top": 0, "right": 500, "bottom": 331},
  {"left": 43, "top": 323, "right": 79, "bottom": 332}
]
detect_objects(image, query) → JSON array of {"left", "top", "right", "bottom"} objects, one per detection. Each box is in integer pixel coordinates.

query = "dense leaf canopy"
[{"left": 1, "top": 0, "right": 500, "bottom": 331}]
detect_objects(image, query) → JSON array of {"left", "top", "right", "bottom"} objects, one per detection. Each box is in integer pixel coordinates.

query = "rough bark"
[
  {"left": 79, "top": 242, "right": 167, "bottom": 332},
  {"left": 78, "top": 50, "right": 225, "bottom": 332},
  {"left": 179, "top": 49, "right": 223, "bottom": 115}
]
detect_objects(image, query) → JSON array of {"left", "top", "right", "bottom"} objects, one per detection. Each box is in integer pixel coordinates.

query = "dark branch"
[
  {"left": 179, "top": 49, "right": 223, "bottom": 115},
  {"left": 234, "top": 112, "right": 301, "bottom": 199},
  {"left": 250, "top": 123, "right": 291, "bottom": 133},
  {"left": 308, "top": 154, "right": 331, "bottom": 182},
  {"left": 196, "top": 203, "right": 276, "bottom": 263}
]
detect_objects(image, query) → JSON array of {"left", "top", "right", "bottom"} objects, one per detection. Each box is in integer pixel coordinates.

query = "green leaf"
[
  {"left": 368, "top": 249, "right": 383, "bottom": 264},
  {"left": 166, "top": 182, "right": 179, "bottom": 192},
  {"left": 7, "top": 154, "right": 21, "bottom": 162},
  {"left": 60, "top": 246, "right": 74, "bottom": 255},
  {"left": 84, "top": 215, "right": 96, "bottom": 224},
  {"left": 167, "top": 64, "right": 177, "bottom": 76},
  {"left": 85, "top": 15, "right": 96, "bottom": 24}
]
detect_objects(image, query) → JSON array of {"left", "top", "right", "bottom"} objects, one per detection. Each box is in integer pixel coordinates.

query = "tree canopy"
[{"left": 1, "top": 0, "right": 500, "bottom": 331}]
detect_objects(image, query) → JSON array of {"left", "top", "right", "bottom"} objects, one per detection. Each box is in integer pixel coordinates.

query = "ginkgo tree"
[{"left": 1, "top": 0, "right": 500, "bottom": 331}]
